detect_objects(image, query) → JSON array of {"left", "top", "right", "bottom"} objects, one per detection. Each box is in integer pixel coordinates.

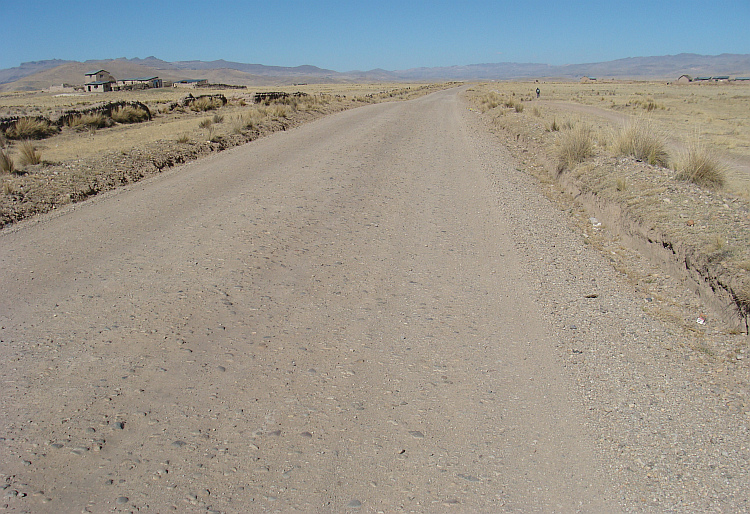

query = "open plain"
[{"left": 1, "top": 84, "right": 750, "bottom": 512}]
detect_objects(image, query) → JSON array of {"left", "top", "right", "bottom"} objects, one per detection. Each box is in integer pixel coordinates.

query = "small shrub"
[
  {"left": 673, "top": 142, "right": 726, "bottom": 189},
  {"left": 18, "top": 140, "right": 41, "bottom": 165},
  {"left": 111, "top": 105, "right": 149, "bottom": 124},
  {"left": 3, "top": 180, "right": 14, "bottom": 195},
  {"left": 0, "top": 149, "right": 15, "bottom": 173},
  {"left": 6, "top": 117, "right": 56, "bottom": 139},
  {"left": 613, "top": 119, "right": 669, "bottom": 167},
  {"left": 555, "top": 125, "right": 595, "bottom": 173},
  {"left": 547, "top": 118, "right": 560, "bottom": 132},
  {"left": 514, "top": 102, "right": 524, "bottom": 113},
  {"left": 199, "top": 118, "right": 213, "bottom": 129},
  {"left": 176, "top": 133, "right": 190, "bottom": 143},
  {"left": 212, "top": 113, "right": 224, "bottom": 123}
]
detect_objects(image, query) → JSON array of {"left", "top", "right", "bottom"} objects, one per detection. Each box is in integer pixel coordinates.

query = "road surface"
[{"left": 1, "top": 88, "right": 748, "bottom": 512}]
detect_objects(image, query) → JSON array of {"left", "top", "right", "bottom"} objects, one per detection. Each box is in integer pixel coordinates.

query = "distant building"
[
  {"left": 580, "top": 76, "right": 597, "bottom": 83},
  {"left": 84, "top": 69, "right": 116, "bottom": 92},
  {"left": 173, "top": 79, "right": 209, "bottom": 88},
  {"left": 713, "top": 76, "right": 730, "bottom": 82},
  {"left": 677, "top": 74, "right": 692, "bottom": 84},
  {"left": 118, "top": 77, "right": 163, "bottom": 89},
  {"left": 48, "top": 84, "right": 78, "bottom": 93}
]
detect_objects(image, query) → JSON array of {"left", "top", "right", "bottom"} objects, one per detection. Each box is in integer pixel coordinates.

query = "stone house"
[{"left": 84, "top": 69, "right": 116, "bottom": 92}]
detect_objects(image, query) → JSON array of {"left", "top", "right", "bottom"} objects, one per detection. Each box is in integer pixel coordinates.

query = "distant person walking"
[{"left": 536, "top": 88, "right": 540, "bottom": 99}]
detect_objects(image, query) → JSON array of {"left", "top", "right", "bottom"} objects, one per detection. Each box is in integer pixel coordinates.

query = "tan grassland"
[{"left": 468, "top": 80, "right": 750, "bottom": 332}]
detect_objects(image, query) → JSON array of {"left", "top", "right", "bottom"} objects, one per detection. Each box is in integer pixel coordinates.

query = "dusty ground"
[
  {"left": 467, "top": 84, "right": 750, "bottom": 338},
  {"left": 1, "top": 86, "right": 750, "bottom": 513},
  {"left": 0, "top": 84, "right": 450, "bottom": 227}
]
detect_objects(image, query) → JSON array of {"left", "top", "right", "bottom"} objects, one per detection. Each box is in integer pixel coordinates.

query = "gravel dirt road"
[{"left": 1, "top": 87, "right": 748, "bottom": 512}]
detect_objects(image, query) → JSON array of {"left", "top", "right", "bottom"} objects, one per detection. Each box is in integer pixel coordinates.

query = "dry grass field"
[
  {"left": 472, "top": 80, "right": 750, "bottom": 193},
  {"left": 468, "top": 80, "right": 750, "bottom": 332}
]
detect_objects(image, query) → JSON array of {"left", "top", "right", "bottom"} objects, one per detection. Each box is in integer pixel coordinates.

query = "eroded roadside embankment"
[{"left": 465, "top": 90, "right": 750, "bottom": 335}]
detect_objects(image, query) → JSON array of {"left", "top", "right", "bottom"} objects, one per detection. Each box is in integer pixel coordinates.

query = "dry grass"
[
  {"left": 111, "top": 105, "right": 150, "bottom": 124},
  {"left": 5, "top": 117, "right": 57, "bottom": 139},
  {"left": 0, "top": 149, "right": 15, "bottom": 173},
  {"left": 18, "top": 140, "right": 41, "bottom": 165},
  {"left": 674, "top": 141, "right": 727, "bottom": 189},
  {"left": 556, "top": 125, "right": 595, "bottom": 172},
  {"left": 190, "top": 97, "right": 223, "bottom": 112},
  {"left": 612, "top": 118, "right": 669, "bottom": 167},
  {"left": 66, "top": 112, "right": 110, "bottom": 130}
]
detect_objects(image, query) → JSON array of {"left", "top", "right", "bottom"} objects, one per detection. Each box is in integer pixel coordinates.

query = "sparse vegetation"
[
  {"left": 18, "top": 140, "right": 41, "bottom": 165},
  {"left": 199, "top": 118, "right": 213, "bottom": 129},
  {"left": 477, "top": 92, "right": 501, "bottom": 112},
  {"left": 111, "top": 105, "right": 150, "bottom": 124},
  {"left": 270, "top": 105, "right": 289, "bottom": 118},
  {"left": 628, "top": 96, "right": 665, "bottom": 112},
  {"left": 612, "top": 118, "right": 669, "bottom": 167},
  {"left": 555, "top": 125, "right": 595, "bottom": 172},
  {"left": 0, "top": 149, "right": 15, "bottom": 174},
  {"left": 674, "top": 141, "right": 726, "bottom": 189},
  {"left": 190, "top": 97, "right": 224, "bottom": 112},
  {"left": 66, "top": 112, "right": 110, "bottom": 130},
  {"left": 5, "top": 117, "right": 57, "bottom": 140}
]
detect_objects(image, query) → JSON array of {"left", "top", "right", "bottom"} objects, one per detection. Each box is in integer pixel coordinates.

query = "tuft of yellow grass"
[
  {"left": 612, "top": 118, "right": 669, "bottom": 167},
  {"left": 673, "top": 141, "right": 727, "bottom": 190},
  {"left": 0, "top": 149, "right": 15, "bottom": 173},
  {"left": 18, "top": 140, "right": 41, "bottom": 165},
  {"left": 5, "top": 117, "right": 56, "bottom": 140},
  {"left": 111, "top": 105, "right": 150, "bottom": 124},
  {"left": 555, "top": 125, "right": 595, "bottom": 173}
]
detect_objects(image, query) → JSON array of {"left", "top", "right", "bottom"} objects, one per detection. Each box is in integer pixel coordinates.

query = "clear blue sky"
[{"left": 3, "top": 0, "right": 749, "bottom": 71}]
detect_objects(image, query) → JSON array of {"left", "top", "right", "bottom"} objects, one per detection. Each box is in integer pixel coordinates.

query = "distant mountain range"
[{"left": 2, "top": 54, "right": 750, "bottom": 91}]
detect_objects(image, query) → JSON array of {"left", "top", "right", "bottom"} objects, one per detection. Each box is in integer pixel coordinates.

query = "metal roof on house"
[
  {"left": 84, "top": 80, "right": 113, "bottom": 85},
  {"left": 122, "top": 77, "right": 159, "bottom": 81},
  {"left": 175, "top": 79, "right": 207, "bottom": 83},
  {"left": 85, "top": 70, "right": 108, "bottom": 75}
]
